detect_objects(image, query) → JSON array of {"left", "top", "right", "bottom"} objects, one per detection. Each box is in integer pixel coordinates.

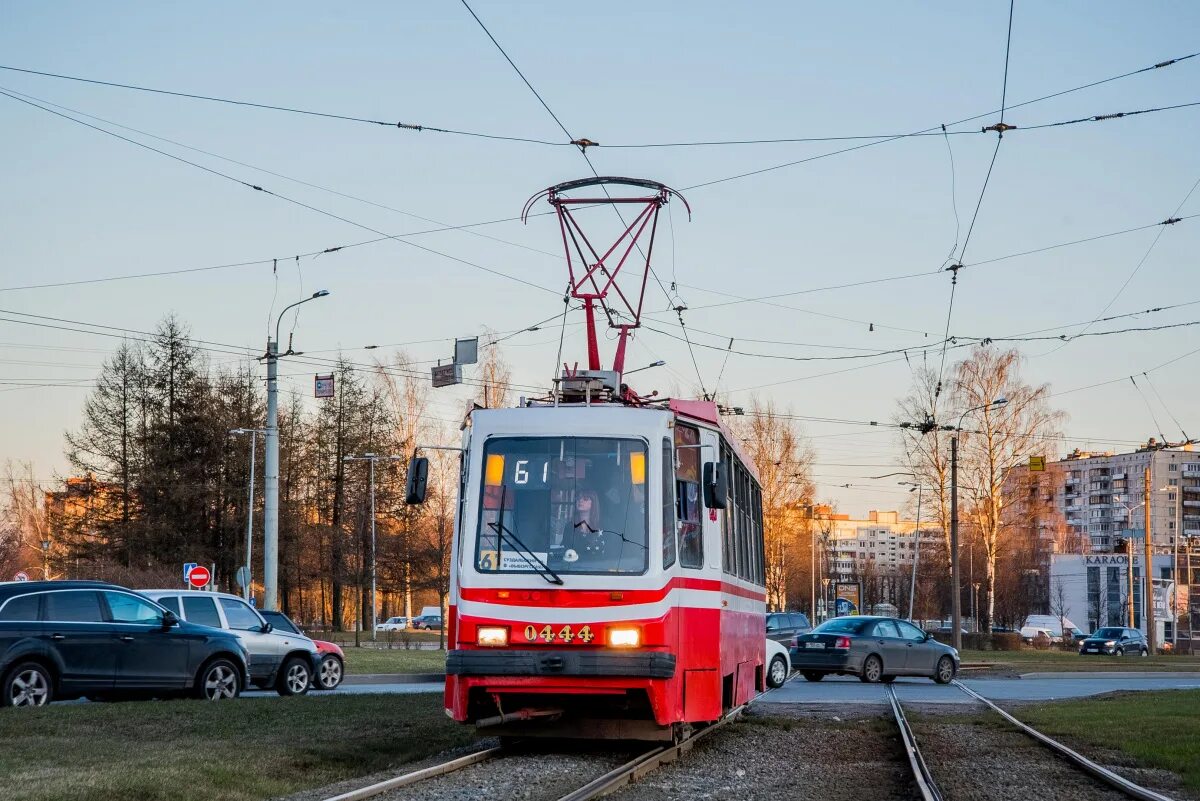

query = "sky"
[{"left": 1, "top": 1, "right": 1198, "bottom": 517}]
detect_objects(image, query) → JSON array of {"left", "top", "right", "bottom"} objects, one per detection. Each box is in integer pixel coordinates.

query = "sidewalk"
[{"left": 343, "top": 672, "right": 445, "bottom": 685}]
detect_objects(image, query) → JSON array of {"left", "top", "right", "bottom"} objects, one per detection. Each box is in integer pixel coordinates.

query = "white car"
[
  {"left": 766, "top": 638, "right": 792, "bottom": 688},
  {"left": 142, "top": 589, "right": 319, "bottom": 696},
  {"left": 375, "top": 616, "right": 409, "bottom": 632}
]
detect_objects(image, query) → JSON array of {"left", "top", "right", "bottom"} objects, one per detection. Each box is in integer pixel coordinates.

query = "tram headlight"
[
  {"left": 607, "top": 627, "right": 641, "bottom": 648},
  {"left": 477, "top": 626, "right": 509, "bottom": 647}
]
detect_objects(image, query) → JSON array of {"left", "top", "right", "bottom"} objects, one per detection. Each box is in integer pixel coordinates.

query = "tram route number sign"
[{"left": 523, "top": 623, "right": 595, "bottom": 644}]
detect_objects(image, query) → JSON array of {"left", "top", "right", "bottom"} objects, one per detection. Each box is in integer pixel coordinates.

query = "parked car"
[
  {"left": 0, "top": 580, "right": 249, "bottom": 707},
  {"left": 142, "top": 589, "right": 318, "bottom": 696},
  {"left": 1078, "top": 626, "right": 1149, "bottom": 656},
  {"left": 411, "top": 614, "right": 442, "bottom": 631},
  {"left": 1020, "top": 626, "right": 1061, "bottom": 645},
  {"left": 259, "top": 610, "right": 345, "bottom": 690},
  {"left": 790, "top": 615, "right": 960, "bottom": 684},
  {"left": 766, "top": 611, "right": 811, "bottom": 644},
  {"left": 375, "top": 616, "right": 409, "bottom": 632},
  {"left": 765, "top": 638, "right": 792, "bottom": 688}
]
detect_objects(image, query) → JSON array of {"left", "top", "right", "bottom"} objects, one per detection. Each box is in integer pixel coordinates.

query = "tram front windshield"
[{"left": 476, "top": 437, "right": 649, "bottom": 576}]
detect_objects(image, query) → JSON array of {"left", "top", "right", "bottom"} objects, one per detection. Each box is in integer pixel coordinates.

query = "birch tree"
[{"left": 953, "top": 346, "right": 1064, "bottom": 631}]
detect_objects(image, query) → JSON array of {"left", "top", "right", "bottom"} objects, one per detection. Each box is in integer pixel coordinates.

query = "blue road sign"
[{"left": 183, "top": 562, "right": 197, "bottom": 583}]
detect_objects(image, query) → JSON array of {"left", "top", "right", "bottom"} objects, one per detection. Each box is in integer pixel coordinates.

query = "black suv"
[
  {"left": 766, "top": 611, "right": 812, "bottom": 644},
  {"left": 0, "top": 580, "right": 249, "bottom": 707},
  {"left": 1079, "top": 626, "right": 1149, "bottom": 656}
]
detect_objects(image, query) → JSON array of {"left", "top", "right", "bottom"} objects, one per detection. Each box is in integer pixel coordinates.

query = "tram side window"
[
  {"left": 662, "top": 438, "right": 676, "bottom": 569},
  {"left": 721, "top": 445, "right": 735, "bottom": 574},
  {"left": 674, "top": 425, "right": 703, "bottom": 569},
  {"left": 752, "top": 483, "right": 765, "bottom": 584},
  {"left": 735, "top": 461, "right": 748, "bottom": 580}
]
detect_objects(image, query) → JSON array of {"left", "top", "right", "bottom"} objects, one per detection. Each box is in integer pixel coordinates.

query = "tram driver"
[{"left": 560, "top": 489, "right": 615, "bottom": 564}]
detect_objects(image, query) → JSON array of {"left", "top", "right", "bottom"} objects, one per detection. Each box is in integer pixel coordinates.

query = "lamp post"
[
  {"left": 899, "top": 481, "right": 924, "bottom": 621},
  {"left": 264, "top": 290, "right": 329, "bottom": 611},
  {"left": 344, "top": 453, "right": 404, "bottom": 640},
  {"left": 1174, "top": 486, "right": 1182, "bottom": 650},
  {"left": 950, "top": 397, "right": 1007, "bottom": 650},
  {"left": 230, "top": 428, "right": 265, "bottom": 601},
  {"left": 40, "top": 537, "right": 51, "bottom": 580}
]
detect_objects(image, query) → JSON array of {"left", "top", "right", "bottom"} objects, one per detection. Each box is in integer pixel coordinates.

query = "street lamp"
[
  {"left": 230, "top": 428, "right": 265, "bottom": 602},
  {"left": 623, "top": 360, "right": 666, "bottom": 375},
  {"left": 950, "top": 396, "right": 1007, "bottom": 649},
  {"left": 40, "top": 537, "right": 51, "bottom": 580},
  {"left": 264, "top": 290, "right": 330, "bottom": 611},
  {"left": 344, "top": 453, "right": 404, "bottom": 640},
  {"left": 898, "top": 480, "right": 924, "bottom": 621}
]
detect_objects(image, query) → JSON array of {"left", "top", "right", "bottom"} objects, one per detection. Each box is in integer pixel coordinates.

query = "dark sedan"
[
  {"left": 790, "top": 615, "right": 960, "bottom": 684},
  {"left": 0, "top": 580, "right": 249, "bottom": 707}
]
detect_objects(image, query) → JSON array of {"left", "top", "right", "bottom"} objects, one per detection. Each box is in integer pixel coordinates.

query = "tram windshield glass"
[{"left": 476, "top": 437, "right": 649, "bottom": 576}]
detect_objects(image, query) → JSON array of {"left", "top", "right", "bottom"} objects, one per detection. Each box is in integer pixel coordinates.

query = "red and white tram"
[{"left": 406, "top": 178, "right": 767, "bottom": 741}]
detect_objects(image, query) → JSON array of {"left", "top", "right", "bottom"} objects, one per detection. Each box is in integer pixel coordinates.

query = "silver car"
[
  {"left": 789, "top": 615, "right": 960, "bottom": 684},
  {"left": 142, "top": 590, "right": 318, "bottom": 696}
]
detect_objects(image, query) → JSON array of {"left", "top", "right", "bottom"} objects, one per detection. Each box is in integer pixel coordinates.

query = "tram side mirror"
[
  {"left": 405, "top": 456, "right": 430, "bottom": 505},
  {"left": 703, "top": 462, "right": 728, "bottom": 509}
]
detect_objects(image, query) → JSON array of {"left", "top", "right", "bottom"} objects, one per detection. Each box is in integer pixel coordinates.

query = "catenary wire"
[
  {"left": 0, "top": 88, "right": 562, "bottom": 297},
  {"left": 1039, "top": 173, "right": 1200, "bottom": 357},
  {"left": 0, "top": 64, "right": 567, "bottom": 145}
]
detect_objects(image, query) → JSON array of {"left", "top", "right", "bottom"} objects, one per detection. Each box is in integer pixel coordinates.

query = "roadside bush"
[
  {"left": 991, "top": 632, "right": 1021, "bottom": 651},
  {"left": 961, "top": 633, "right": 992, "bottom": 651}
]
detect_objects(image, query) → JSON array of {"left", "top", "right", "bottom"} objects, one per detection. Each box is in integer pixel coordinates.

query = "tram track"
[
  {"left": 886, "top": 681, "right": 1178, "bottom": 801},
  {"left": 318, "top": 675, "right": 786, "bottom": 801}
]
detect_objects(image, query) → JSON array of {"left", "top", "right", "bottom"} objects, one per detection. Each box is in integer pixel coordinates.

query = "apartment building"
[
  {"left": 815, "top": 509, "right": 943, "bottom": 581},
  {"left": 1054, "top": 440, "right": 1195, "bottom": 552}
]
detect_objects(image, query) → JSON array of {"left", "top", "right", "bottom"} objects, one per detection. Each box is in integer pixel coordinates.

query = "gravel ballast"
[
  {"left": 912, "top": 718, "right": 1133, "bottom": 801},
  {"left": 606, "top": 709, "right": 914, "bottom": 801}
]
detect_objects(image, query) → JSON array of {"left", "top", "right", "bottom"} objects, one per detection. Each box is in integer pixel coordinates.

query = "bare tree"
[
  {"left": 1049, "top": 576, "right": 1071, "bottom": 648},
  {"left": 897, "top": 365, "right": 959, "bottom": 570},
  {"left": 736, "top": 398, "right": 814, "bottom": 611},
  {"left": 474, "top": 337, "right": 512, "bottom": 410},
  {"left": 953, "top": 346, "right": 1066, "bottom": 631},
  {"left": 2, "top": 462, "right": 50, "bottom": 579}
]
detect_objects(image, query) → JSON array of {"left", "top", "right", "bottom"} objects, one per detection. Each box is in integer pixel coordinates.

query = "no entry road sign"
[{"left": 187, "top": 565, "right": 211, "bottom": 588}]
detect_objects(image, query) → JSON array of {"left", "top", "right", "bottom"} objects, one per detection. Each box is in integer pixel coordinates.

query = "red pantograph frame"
[{"left": 523, "top": 178, "right": 690, "bottom": 376}]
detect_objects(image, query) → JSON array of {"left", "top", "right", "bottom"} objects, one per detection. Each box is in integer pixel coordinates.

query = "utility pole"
[
  {"left": 264, "top": 290, "right": 329, "bottom": 611},
  {"left": 345, "top": 453, "right": 404, "bottom": 640},
  {"left": 950, "top": 432, "right": 962, "bottom": 648},
  {"left": 1145, "top": 466, "right": 1156, "bottom": 653},
  {"left": 230, "top": 428, "right": 265, "bottom": 602}
]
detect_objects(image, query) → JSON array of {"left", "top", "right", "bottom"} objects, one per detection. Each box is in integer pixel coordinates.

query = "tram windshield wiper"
[{"left": 487, "top": 485, "right": 563, "bottom": 585}]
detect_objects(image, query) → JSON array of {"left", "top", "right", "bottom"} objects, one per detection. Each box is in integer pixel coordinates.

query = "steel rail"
[
  {"left": 319, "top": 664, "right": 793, "bottom": 801},
  {"left": 320, "top": 746, "right": 503, "bottom": 801},
  {"left": 885, "top": 685, "right": 944, "bottom": 801},
  {"left": 554, "top": 703, "right": 748, "bottom": 801},
  {"left": 951, "top": 680, "right": 1177, "bottom": 801}
]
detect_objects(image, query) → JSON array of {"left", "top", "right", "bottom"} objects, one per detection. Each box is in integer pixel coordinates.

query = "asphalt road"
[
  {"left": 243, "top": 681, "right": 444, "bottom": 698},
  {"left": 57, "top": 672, "right": 1200, "bottom": 704},
  {"left": 759, "top": 672, "right": 1200, "bottom": 705}
]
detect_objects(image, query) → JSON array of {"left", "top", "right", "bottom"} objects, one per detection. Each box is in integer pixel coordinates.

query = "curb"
[
  {"left": 343, "top": 673, "right": 446, "bottom": 685},
  {"left": 1017, "top": 671, "right": 1200, "bottom": 680}
]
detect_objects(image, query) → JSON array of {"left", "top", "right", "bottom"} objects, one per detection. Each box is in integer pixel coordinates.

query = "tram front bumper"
[{"left": 447, "top": 649, "right": 676, "bottom": 678}]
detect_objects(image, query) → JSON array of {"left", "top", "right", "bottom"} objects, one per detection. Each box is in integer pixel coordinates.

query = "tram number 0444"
[{"left": 524, "top": 624, "right": 595, "bottom": 644}]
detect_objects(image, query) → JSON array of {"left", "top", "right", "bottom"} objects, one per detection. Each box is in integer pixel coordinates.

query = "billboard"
[{"left": 834, "top": 582, "right": 860, "bottom": 617}]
